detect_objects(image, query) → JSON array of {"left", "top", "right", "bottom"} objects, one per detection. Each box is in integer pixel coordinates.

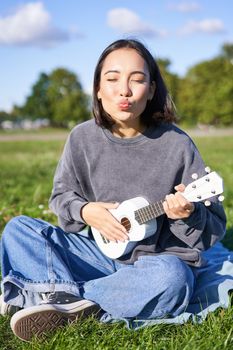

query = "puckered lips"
[{"left": 118, "top": 99, "right": 132, "bottom": 111}]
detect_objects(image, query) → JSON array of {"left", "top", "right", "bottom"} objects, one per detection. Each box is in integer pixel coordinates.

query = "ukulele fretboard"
[{"left": 134, "top": 200, "right": 165, "bottom": 224}]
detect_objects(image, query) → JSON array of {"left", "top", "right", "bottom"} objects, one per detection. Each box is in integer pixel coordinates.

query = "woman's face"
[{"left": 97, "top": 48, "right": 155, "bottom": 127}]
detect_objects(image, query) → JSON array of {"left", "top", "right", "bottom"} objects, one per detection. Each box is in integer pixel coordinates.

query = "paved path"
[
  {"left": 0, "top": 132, "right": 68, "bottom": 142},
  {"left": 0, "top": 128, "right": 233, "bottom": 142},
  {"left": 186, "top": 127, "right": 233, "bottom": 138}
]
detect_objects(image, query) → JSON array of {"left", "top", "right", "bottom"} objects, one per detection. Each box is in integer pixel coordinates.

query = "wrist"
[
  {"left": 69, "top": 200, "right": 88, "bottom": 223},
  {"left": 80, "top": 202, "right": 91, "bottom": 223}
]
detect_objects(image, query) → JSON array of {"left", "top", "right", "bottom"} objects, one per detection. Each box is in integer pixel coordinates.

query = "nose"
[{"left": 119, "top": 79, "right": 132, "bottom": 97}]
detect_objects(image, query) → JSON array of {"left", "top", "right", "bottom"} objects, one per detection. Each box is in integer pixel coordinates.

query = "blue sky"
[{"left": 0, "top": 0, "right": 232, "bottom": 112}]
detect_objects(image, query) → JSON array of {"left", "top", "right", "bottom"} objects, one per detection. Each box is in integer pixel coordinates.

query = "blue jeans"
[{"left": 1, "top": 215, "right": 195, "bottom": 320}]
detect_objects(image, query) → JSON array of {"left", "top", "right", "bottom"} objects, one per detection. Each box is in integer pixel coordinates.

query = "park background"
[
  {"left": 0, "top": 0, "right": 233, "bottom": 128},
  {"left": 0, "top": 1, "right": 233, "bottom": 349}
]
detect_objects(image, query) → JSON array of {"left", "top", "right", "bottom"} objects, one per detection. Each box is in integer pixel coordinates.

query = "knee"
[
  {"left": 2, "top": 216, "right": 36, "bottom": 248},
  {"left": 141, "top": 255, "right": 194, "bottom": 294},
  {"left": 1, "top": 216, "right": 28, "bottom": 251},
  {"left": 2, "top": 215, "right": 47, "bottom": 241},
  {"left": 156, "top": 255, "right": 194, "bottom": 294},
  {"left": 2, "top": 215, "right": 28, "bottom": 238},
  {"left": 136, "top": 256, "right": 195, "bottom": 318}
]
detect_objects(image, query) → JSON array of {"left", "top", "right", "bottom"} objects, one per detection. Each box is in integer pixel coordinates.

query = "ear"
[
  {"left": 148, "top": 81, "right": 156, "bottom": 101},
  {"left": 97, "top": 90, "right": 102, "bottom": 100}
]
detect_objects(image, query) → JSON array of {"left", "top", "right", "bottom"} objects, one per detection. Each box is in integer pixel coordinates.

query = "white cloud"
[
  {"left": 107, "top": 8, "right": 167, "bottom": 38},
  {"left": 0, "top": 2, "right": 80, "bottom": 48},
  {"left": 168, "top": 2, "right": 201, "bottom": 12},
  {"left": 179, "top": 18, "right": 225, "bottom": 35}
]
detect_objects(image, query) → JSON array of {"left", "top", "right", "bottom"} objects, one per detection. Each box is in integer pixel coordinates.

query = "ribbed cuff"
[{"left": 69, "top": 200, "right": 88, "bottom": 223}]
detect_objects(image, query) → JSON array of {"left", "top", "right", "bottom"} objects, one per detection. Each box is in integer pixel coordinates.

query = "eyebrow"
[{"left": 104, "top": 70, "right": 147, "bottom": 76}]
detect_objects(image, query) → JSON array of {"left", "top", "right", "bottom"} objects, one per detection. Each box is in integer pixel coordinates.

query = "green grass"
[
  {"left": 0, "top": 135, "right": 233, "bottom": 349},
  {"left": 0, "top": 140, "right": 64, "bottom": 231},
  {"left": 194, "top": 137, "right": 233, "bottom": 251}
]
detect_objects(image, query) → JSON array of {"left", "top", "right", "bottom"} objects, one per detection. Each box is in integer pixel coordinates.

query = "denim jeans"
[{"left": 1, "top": 215, "right": 195, "bottom": 320}]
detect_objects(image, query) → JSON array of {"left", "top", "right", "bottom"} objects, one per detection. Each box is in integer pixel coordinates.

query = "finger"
[
  {"left": 173, "top": 193, "right": 195, "bottom": 217},
  {"left": 162, "top": 200, "right": 169, "bottom": 213},
  {"left": 103, "top": 215, "right": 129, "bottom": 238},
  {"left": 112, "top": 218, "right": 128, "bottom": 234},
  {"left": 106, "top": 209, "right": 128, "bottom": 234},
  {"left": 174, "top": 192, "right": 188, "bottom": 206},
  {"left": 174, "top": 184, "right": 185, "bottom": 192},
  {"left": 101, "top": 224, "right": 129, "bottom": 242},
  {"left": 97, "top": 203, "right": 128, "bottom": 233},
  {"left": 163, "top": 198, "right": 177, "bottom": 219},
  {"left": 165, "top": 194, "right": 185, "bottom": 218},
  {"left": 175, "top": 192, "right": 194, "bottom": 211},
  {"left": 165, "top": 194, "right": 178, "bottom": 209},
  {"left": 183, "top": 202, "right": 195, "bottom": 214}
]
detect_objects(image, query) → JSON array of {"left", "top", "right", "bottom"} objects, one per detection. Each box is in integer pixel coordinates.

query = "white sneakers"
[
  {"left": 10, "top": 297, "right": 101, "bottom": 342},
  {"left": 1, "top": 293, "right": 101, "bottom": 342}
]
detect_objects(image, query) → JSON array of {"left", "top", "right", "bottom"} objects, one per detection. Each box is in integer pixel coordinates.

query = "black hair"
[{"left": 92, "top": 39, "right": 176, "bottom": 128}]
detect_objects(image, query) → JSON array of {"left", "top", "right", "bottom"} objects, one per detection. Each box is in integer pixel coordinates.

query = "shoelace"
[{"left": 40, "top": 292, "right": 81, "bottom": 304}]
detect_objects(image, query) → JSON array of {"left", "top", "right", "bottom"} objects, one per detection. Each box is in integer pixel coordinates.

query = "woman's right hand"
[{"left": 81, "top": 202, "right": 129, "bottom": 242}]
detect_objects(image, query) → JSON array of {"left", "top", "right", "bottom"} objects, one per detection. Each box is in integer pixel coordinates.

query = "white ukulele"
[{"left": 91, "top": 171, "right": 224, "bottom": 259}]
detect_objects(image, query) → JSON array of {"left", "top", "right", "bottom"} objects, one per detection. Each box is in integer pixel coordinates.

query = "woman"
[{"left": 0, "top": 39, "right": 228, "bottom": 342}]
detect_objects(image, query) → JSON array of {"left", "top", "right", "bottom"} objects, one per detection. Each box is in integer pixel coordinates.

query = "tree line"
[{"left": 1, "top": 43, "right": 232, "bottom": 128}]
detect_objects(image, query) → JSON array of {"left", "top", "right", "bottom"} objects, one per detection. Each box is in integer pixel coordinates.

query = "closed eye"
[{"left": 131, "top": 79, "right": 145, "bottom": 83}]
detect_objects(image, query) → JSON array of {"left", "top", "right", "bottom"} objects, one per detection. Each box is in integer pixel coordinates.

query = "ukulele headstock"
[{"left": 183, "top": 170, "right": 224, "bottom": 204}]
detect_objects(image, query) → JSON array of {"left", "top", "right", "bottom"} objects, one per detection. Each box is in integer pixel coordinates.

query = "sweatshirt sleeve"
[
  {"left": 49, "top": 133, "right": 88, "bottom": 233},
  {"left": 168, "top": 137, "right": 227, "bottom": 251}
]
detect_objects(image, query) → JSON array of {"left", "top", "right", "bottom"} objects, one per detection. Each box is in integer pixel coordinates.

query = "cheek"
[
  {"left": 135, "top": 99, "right": 148, "bottom": 115},
  {"left": 136, "top": 87, "right": 151, "bottom": 104},
  {"left": 98, "top": 86, "right": 115, "bottom": 100}
]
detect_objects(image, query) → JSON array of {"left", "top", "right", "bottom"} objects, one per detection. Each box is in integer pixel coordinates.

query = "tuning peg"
[
  {"left": 204, "top": 200, "right": 211, "bottom": 206},
  {"left": 192, "top": 173, "right": 198, "bottom": 180},
  {"left": 205, "top": 166, "right": 211, "bottom": 173},
  {"left": 218, "top": 195, "right": 225, "bottom": 202}
]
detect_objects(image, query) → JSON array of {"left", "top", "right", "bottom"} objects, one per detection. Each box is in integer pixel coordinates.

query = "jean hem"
[{"left": 1, "top": 274, "right": 82, "bottom": 305}]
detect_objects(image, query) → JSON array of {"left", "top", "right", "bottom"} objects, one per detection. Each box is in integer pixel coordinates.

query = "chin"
[{"left": 112, "top": 112, "right": 138, "bottom": 122}]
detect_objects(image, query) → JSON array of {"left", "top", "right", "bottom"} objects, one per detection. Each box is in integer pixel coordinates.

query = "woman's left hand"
[{"left": 163, "top": 184, "right": 195, "bottom": 220}]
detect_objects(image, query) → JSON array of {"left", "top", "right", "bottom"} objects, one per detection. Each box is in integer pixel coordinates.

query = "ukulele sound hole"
[{"left": 121, "top": 217, "right": 131, "bottom": 232}]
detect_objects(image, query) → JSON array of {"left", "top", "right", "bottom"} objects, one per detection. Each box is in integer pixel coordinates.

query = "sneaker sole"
[{"left": 10, "top": 299, "right": 100, "bottom": 342}]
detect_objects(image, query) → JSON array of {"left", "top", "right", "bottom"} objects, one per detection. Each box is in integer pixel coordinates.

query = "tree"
[
  {"left": 23, "top": 73, "right": 51, "bottom": 121},
  {"left": 22, "top": 68, "right": 91, "bottom": 127},
  {"left": 220, "top": 43, "right": 233, "bottom": 62},
  {"left": 47, "top": 68, "right": 90, "bottom": 126},
  {"left": 177, "top": 56, "right": 233, "bottom": 126},
  {"left": 0, "top": 110, "right": 11, "bottom": 123},
  {"left": 157, "top": 58, "right": 180, "bottom": 107}
]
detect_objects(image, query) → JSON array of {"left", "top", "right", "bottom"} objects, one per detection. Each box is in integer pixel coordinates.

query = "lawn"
[{"left": 0, "top": 134, "right": 233, "bottom": 349}]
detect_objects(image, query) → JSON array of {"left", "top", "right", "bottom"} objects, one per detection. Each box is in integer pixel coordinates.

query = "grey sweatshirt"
[{"left": 49, "top": 119, "right": 226, "bottom": 266}]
